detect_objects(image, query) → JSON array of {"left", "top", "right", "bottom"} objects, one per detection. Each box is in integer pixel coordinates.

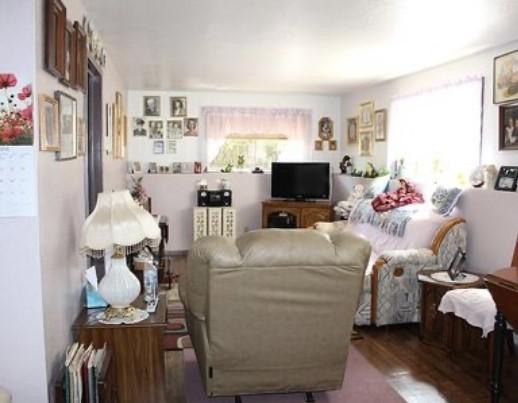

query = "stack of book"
[{"left": 60, "top": 342, "right": 108, "bottom": 403}]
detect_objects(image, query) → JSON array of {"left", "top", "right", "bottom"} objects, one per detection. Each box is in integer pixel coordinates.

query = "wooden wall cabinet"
[{"left": 262, "top": 200, "right": 333, "bottom": 229}]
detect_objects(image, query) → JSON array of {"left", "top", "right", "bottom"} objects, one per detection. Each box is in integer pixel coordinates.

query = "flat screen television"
[{"left": 271, "top": 162, "right": 330, "bottom": 200}]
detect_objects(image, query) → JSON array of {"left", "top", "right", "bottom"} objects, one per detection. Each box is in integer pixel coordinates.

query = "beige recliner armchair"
[
  {"left": 0, "top": 387, "right": 11, "bottom": 403},
  {"left": 179, "top": 229, "right": 371, "bottom": 402}
]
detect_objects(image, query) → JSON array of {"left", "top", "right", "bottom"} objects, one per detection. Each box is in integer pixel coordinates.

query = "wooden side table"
[
  {"left": 72, "top": 295, "right": 167, "bottom": 403},
  {"left": 418, "top": 269, "right": 484, "bottom": 346}
]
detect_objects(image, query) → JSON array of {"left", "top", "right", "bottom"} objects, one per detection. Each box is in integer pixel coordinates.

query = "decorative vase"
[{"left": 98, "top": 257, "right": 141, "bottom": 309}]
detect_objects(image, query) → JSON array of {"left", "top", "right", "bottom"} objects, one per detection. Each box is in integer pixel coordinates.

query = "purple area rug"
[{"left": 184, "top": 346, "right": 405, "bottom": 403}]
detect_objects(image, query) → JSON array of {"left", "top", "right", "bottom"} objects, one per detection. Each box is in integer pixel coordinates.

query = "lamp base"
[{"left": 98, "top": 256, "right": 141, "bottom": 309}]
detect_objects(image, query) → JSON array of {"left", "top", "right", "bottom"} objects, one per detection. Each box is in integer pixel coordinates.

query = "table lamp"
[{"left": 81, "top": 190, "right": 161, "bottom": 321}]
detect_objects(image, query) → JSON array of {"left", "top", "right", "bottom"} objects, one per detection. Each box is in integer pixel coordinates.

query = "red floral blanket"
[{"left": 371, "top": 179, "right": 424, "bottom": 213}]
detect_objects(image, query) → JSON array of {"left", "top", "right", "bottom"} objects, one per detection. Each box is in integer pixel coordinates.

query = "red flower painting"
[{"left": 0, "top": 73, "right": 33, "bottom": 145}]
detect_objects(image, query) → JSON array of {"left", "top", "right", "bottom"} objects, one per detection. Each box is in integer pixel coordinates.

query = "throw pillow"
[
  {"left": 431, "top": 187, "right": 462, "bottom": 216},
  {"left": 363, "top": 175, "right": 390, "bottom": 198}
]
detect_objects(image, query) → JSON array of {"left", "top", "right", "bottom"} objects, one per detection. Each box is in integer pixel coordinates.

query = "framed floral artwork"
[
  {"left": 494, "top": 49, "right": 518, "bottom": 104},
  {"left": 358, "top": 130, "right": 373, "bottom": 156},
  {"left": 55, "top": 91, "right": 77, "bottom": 160},
  {"left": 347, "top": 117, "right": 358, "bottom": 144},
  {"left": 374, "top": 109, "right": 387, "bottom": 142}
]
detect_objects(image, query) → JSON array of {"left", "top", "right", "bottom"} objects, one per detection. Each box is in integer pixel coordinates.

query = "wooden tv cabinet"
[{"left": 262, "top": 199, "right": 333, "bottom": 229}]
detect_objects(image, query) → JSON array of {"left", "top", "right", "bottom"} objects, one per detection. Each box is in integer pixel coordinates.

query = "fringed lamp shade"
[{"left": 82, "top": 190, "right": 161, "bottom": 258}]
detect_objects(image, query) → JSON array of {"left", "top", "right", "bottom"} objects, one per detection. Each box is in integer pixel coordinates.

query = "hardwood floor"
[{"left": 164, "top": 256, "right": 518, "bottom": 403}]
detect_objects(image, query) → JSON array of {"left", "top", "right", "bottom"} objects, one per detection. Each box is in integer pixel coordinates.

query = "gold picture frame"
[
  {"left": 328, "top": 140, "right": 337, "bottom": 151},
  {"left": 359, "top": 101, "right": 374, "bottom": 129},
  {"left": 374, "top": 109, "right": 387, "bottom": 142},
  {"left": 358, "top": 130, "right": 373, "bottom": 156},
  {"left": 77, "top": 117, "right": 86, "bottom": 156},
  {"left": 314, "top": 139, "right": 323, "bottom": 151},
  {"left": 494, "top": 49, "right": 518, "bottom": 104},
  {"left": 346, "top": 117, "right": 358, "bottom": 144},
  {"left": 39, "top": 94, "right": 60, "bottom": 151}
]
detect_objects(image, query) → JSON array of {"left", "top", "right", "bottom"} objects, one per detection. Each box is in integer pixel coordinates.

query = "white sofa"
[{"left": 317, "top": 203, "right": 467, "bottom": 326}]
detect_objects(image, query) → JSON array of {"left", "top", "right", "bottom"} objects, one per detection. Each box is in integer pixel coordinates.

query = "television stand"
[{"left": 262, "top": 199, "right": 333, "bottom": 229}]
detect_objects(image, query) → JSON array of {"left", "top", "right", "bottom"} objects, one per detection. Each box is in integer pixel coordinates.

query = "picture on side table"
[
  {"left": 494, "top": 166, "right": 518, "bottom": 192},
  {"left": 170, "top": 97, "right": 187, "bottom": 117},
  {"left": 133, "top": 118, "right": 147, "bottom": 136},
  {"left": 39, "top": 94, "right": 60, "bottom": 151},
  {"left": 358, "top": 130, "right": 373, "bottom": 156},
  {"left": 347, "top": 117, "right": 358, "bottom": 144},
  {"left": 143, "top": 96, "right": 161, "bottom": 116},
  {"left": 166, "top": 119, "right": 184, "bottom": 139},
  {"left": 494, "top": 49, "right": 518, "bottom": 104},
  {"left": 149, "top": 120, "right": 164, "bottom": 139},
  {"left": 499, "top": 103, "right": 518, "bottom": 150},
  {"left": 184, "top": 118, "right": 199, "bottom": 136},
  {"left": 374, "top": 109, "right": 387, "bottom": 142}
]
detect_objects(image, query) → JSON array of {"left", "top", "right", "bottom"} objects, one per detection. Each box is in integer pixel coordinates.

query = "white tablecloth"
[{"left": 438, "top": 288, "right": 498, "bottom": 337}]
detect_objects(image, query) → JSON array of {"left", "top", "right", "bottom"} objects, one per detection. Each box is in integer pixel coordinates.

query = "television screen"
[{"left": 271, "top": 162, "right": 330, "bottom": 200}]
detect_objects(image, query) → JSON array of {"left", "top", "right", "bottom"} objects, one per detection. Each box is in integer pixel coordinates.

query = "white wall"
[
  {"left": 0, "top": 1, "right": 49, "bottom": 402},
  {"left": 341, "top": 40, "right": 518, "bottom": 171},
  {"left": 35, "top": 0, "right": 128, "bottom": 400},
  {"left": 127, "top": 90, "right": 343, "bottom": 170}
]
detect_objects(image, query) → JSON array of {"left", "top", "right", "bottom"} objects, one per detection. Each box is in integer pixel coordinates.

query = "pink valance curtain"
[{"left": 202, "top": 106, "right": 312, "bottom": 164}]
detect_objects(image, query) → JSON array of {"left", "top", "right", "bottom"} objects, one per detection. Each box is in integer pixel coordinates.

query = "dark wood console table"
[
  {"left": 72, "top": 295, "right": 167, "bottom": 403},
  {"left": 262, "top": 199, "right": 332, "bottom": 229}
]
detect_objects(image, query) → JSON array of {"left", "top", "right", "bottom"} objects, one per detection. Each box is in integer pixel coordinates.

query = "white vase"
[{"left": 98, "top": 257, "right": 141, "bottom": 309}]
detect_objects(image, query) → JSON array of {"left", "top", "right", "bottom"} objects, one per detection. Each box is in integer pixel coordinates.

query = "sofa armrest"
[
  {"left": 0, "top": 387, "right": 11, "bottom": 403},
  {"left": 371, "top": 248, "right": 439, "bottom": 326}
]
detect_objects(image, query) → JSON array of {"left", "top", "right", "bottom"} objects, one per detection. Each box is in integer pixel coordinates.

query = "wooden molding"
[{"left": 430, "top": 218, "right": 466, "bottom": 255}]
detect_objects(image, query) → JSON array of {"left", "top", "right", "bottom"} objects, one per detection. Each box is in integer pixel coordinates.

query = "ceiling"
[{"left": 82, "top": 0, "right": 518, "bottom": 95}]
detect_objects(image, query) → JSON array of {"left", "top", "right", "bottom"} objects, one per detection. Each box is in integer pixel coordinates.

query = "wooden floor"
[{"left": 165, "top": 256, "right": 518, "bottom": 403}]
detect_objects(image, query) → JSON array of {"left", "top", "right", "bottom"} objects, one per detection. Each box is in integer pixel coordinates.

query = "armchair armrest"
[{"left": 372, "top": 248, "right": 439, "bottom": 326}]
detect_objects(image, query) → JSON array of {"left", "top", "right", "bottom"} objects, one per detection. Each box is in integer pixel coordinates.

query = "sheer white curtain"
[
  {"left": 388, "top": 77, "right": 483, "bottom": 186},
  {"left": 202, "top": 106, "right": 312, "bottom": 164}
]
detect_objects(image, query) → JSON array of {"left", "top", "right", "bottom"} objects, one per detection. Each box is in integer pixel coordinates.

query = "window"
[
  {"left": 202, "top": 107, "right": 311, "bottom": 171},
  {"left": 388, "top": 77, "right": 483, "bottom": 187}
]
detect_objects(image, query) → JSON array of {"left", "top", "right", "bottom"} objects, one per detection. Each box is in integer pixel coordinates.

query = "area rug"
[{"left": 183, "top": 346, "right": 405, "bottom": 403}]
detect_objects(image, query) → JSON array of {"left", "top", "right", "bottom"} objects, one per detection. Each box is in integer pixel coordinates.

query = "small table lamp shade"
[
  {"left": 82, "top": 190, "right": 161, "bottom": 257},
  {"left": 81, "top": 190, "right": 161, "bottom": 310}
]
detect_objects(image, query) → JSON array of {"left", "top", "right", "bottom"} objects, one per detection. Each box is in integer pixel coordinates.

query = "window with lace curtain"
[
  {"left": 388, "top": 77, "right": 483, "bottom": 187},
  {"left": 202, "top": 107, "right": 311, "bottom": 171}
]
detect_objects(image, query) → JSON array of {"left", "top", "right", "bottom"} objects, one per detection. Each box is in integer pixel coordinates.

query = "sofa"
[
  {"left": 316, "top": 203, "right": 467, "bottom": 327},
  {"left": 179, "top": 229, "right": 371, "bottom": 399}
]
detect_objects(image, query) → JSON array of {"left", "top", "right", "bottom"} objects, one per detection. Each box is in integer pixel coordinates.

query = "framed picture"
[
  {"left": 143, "top": 96, "right": 160, "bottom": 117},
  {"left": 374, "top": 109, "right": 387, "bottom": 142},
  {"left": 328, "top": 140, "right": 337, "bottom": 151},
  {"left": 181, "top": 162, "right": 195, "bottom": 174},
  {"left": 55, "top": 91, "right": 77, "bottom": 160},
  {"left": 194, "top": 161, "right": 202, "bottom": 173},
  {"left": 172, "top": 162, "right": 182, "bottom": 174},
  {"left": 314, "top": 140, "right": 323, "bottom": 151},
  {"left": 318, "top": 117, "right": 334, "bottom": 140},
  {"left": 133, "top": 118, "right": 147, "bottom": 136},
  {"left": 73, "top": 21, "right": 87, "bottom": 92},
  {"left": 184, "top": 117, "right": 199, "bottom": 136},
  {"left": 170, "top": 97, "right": 187, "bottom": 117},
  {"left": 105, "top": 103, "right": 113, "bottom": 155},
  {"left": 495, "top": 166, "right": 518, "bottom": 191},
  {"left": 45, "top": 0, "right": 66, "bottom": 79},
  {"left": 166, "top": 140, "right": 177, "bottom": 154},
  {"left": 38, "top": 95, "right": 60, "bottom": 151},
  {"left": 494, "top": 50, "right": 518, "bottom": 104},
  {"left": 77, "top": 117, "right": 86, "bottom": 156},
  {"left": 359, "top": 101, "right": 374, "bottom": 129},
  {"left": 358, "top": 130, "right": 373, "bottom": 156},
  {"left": 499, "top": 104, "right": 518, "bottom": 150},
  {"left": 153, "top": 140, "right": 164, "bottom": 154},
  {"left": 132, "top": 161, "right": 142, "bottom": 174},
  {"left": 166, "top": 119, "right": 184, "bottom": 139},
  {"left": 148, "top": 162, "right": 158, "bottom": 174},
  {"left": 149, "top": 120, "right": 164, "bottom": 139},
  {"left": 60, "top": 22, "right": 76, "bottom": 87},
  {"left": 447, "top": 247, "right": 466, "bottom": 280},
  {"left": 346, "top": 117, "right": 358, "bottom": 144}
]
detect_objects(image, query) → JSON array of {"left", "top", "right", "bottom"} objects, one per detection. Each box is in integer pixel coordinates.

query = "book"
[
  {"left": 80, "top": 344, "right": 94, "bottom": 403},
  {"left": 64, "top": 343, "right": 79, "bottom": 403}
]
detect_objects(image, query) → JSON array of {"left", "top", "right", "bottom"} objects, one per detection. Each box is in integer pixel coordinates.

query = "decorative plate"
[{"left": 96, "top": 307, "right": 149, "bottom": 324}]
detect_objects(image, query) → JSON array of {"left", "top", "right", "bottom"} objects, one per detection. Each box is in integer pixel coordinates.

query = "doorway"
[{"left": 87, "top": 60, "right": 103, "bottom": 213}]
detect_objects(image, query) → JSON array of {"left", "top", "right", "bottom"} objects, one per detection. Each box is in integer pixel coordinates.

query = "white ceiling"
[{"left": 82, "top": 0, "right": 518, "bottom": 95}]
